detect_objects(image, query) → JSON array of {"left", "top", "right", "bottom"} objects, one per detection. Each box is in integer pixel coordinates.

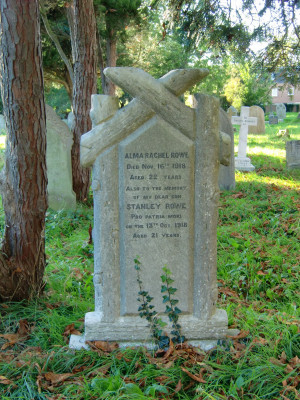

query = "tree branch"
[{"left": 40, "top": 0, "right": 74, "bottom": 84}]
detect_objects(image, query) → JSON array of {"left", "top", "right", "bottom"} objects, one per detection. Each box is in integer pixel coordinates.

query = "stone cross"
[
  {"left": 232, "top": 106, "right": 257, "bottom": 171},
  {"left": 70, "top": 68, "right": 237, "bottom": 351}
]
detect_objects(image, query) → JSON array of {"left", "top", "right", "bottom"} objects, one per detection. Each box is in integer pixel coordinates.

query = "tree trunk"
[
  {"left": 103, "top": 22, "right": 117, "bottom": 96},
  {"left": 0, "top": 0, "right": 47, "bottom": 301},
  {"left": 71, "top": 0, "right": 97, "bottom": 202}
]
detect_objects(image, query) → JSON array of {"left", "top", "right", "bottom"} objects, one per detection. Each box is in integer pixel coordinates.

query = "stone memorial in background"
[
  {"left": 0, "top": 115, "right": 6, "bottom": 134},
  {"left": 46, "top": 105, "right": 76, "bottom": 211},
  {"left": 227, "top": 105, "right": 238, "bottom": 120},
  {"left": 70, "top": 68, "right": 235, "bottom": 350},
  {"left": 232, "top": 106, "right": 257, "bottom": 171},
  {"left": 269, "top": 113, "right": 278, "bottom": 125},
  {"left": 286, "top": 140, "right": 300, "bottom": 169},
  {"left": 276, "top": 103, "right": 286, "bottom": 121},
  {"left": 219, "top": 109, "right": 235, "bottom": 190},
  {"left": 248, "top": 105, "right": 265, "bottom": 134}
]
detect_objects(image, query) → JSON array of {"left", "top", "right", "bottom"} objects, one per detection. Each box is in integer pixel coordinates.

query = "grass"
[{"left": 0, "top": 113, "right": 299, "bottom": 399}]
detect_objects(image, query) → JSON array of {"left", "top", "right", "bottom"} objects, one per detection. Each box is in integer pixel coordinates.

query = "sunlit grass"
[{"left": 0, "top": 135, "right": 5, "bottom": 149}]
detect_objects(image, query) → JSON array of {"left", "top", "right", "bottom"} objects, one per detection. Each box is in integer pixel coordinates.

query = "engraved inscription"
[
  {"left": 123, "top": 151, "right": 190, "bottom": 239},
  {"left": 119, "top": 119, "right": 194, "bottom": 315}
]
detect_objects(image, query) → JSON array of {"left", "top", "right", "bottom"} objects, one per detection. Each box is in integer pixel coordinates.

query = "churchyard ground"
[{"left": 0, "top": 112, "right": 299, "bottom": 399}]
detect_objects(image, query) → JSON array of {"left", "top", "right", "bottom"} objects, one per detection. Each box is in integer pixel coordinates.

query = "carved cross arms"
[{"left": 80, "top": 68, "right": 231, "bottom": 167}]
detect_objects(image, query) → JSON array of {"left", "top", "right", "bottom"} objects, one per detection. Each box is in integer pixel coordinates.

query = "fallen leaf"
[
  {"left": 252, "top": 337, "right": 268, "bottom": 346},
  {"left": 44, "top": 372, "right": 73, "bottom": 385},
  {"left": 227, "top": 330, "right": 249, "bottom": 340},
  {"left": 87, "top": 340, "right": 119, "bottom": 353},
  {"left": 18, "top": 319, "right": 30, "bottom": 338},
  {"left": 230, "top": 232, "right": 244, "bottom": 239},
  {"left": 289, "top": 356, "right": 300, "bottom": 368},
  {"left": 269, "top": 357, "right": 286, "bottom": 366},
  {"left": 162, "top": 337, "right": 174, "bottom": 360},
  {"left": 181, "top": 367, "right": 206, "bottom": 383},
  {"left": 231, "top": 192, "right": 245, "bottom": 199},
  {"left": 175, "top": 379, "right": 182, "bottom": 393},
  {"left": 63, "top": 323, "right": 81, "bottom": 341},
  {"left": 0, "top": 375, "right": 13, "bottom": 385}
]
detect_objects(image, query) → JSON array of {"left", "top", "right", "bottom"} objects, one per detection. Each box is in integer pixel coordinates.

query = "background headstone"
[
  {"left": 0, "top": 115, "right": 6, "bottom": 134},
  {"left": 46, "top": 105, "right": 76, "bottom": 211},
  {"left": 67, "top": 111, "right": 75, "bottom": 131},
  {"left": 219, "top": 109, "right": 235, "bottom": 190},
  {"left": 232, "top": 106, "right": 257, "bottom": 171},
  {"left": 286, "top": 140, "right": 300, "bottom": 169},
  {"left": 227, "top": 105, "right": 238, "bottom": 120},
  {"left": 248, "top": 105, "right": 265, "bottom": 134},
  {"left": 276, "top": 103, "right": 286, "bottom": 120},
  {"left": 269, "top": 114, "right": 278, "bottom": 125}
]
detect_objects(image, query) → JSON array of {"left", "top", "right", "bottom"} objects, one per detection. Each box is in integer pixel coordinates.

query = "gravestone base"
[
  {"left": 84, "top": 309, "right": 228, "bottom": 345},
  {"left": 70, "top": 309, "right": 234, "bottom": 351},
  {"left": 235, "top": 157, "right": 255, "bottom": 171},
  {"left": 48, "top": 193, "right": 76, "bottom": 211}
]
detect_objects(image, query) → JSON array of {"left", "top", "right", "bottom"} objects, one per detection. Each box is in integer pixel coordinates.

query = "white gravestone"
[
  {"left": 232, "top": 106, "right": 257, "bottom": 171},
  {"left": 46, "top": 105, "right": 76, "bottom": 211},
  {"left": 70, "top": 68, "right": 236, "bottom": 350}
]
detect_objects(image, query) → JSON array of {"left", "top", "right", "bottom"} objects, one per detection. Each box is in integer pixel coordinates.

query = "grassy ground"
[{"left": 0, "top": 113, "right": 299, "bottom": 399}]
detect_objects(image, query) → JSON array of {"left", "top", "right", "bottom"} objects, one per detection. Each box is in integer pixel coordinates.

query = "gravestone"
[
  {"left": 67, "top": 111, "right": 75, "bottom": 130},
  {"left": 276, "top": 103, "right": 286, "bottom": 120},
  {"left": 71, "top": 68, "right": 236, "bottom": 350},
  {"left": 219, "top": 109, "right": 235, "bottom": 190},
  {"left": 0, "top": 115, "right": 6, "bottom": 133},
  {"left": 227, "top": 105, "right": 238, "bottom": 120},
  {"left": 46, "top": 105, "right": 76, "bottom": 211},
  {"left": 286, "top": 140, "right": 300, "bottom": 169},
  {"left": 269, "top": 113, "right": 278, "bottom": 125},
  {"left": 248, "top": 106, "right": 265, "bottom": 134},
  {"left": 231, "top": 106, "right": 257, "bottom": 171}
]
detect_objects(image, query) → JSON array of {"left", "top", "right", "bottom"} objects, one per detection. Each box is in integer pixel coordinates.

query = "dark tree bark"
[
  {"left": 71, "top": 0, "right": 97, "bottom": 201},
  {"left": 0, "top": 0, "right": 48, "bottom": 301}
]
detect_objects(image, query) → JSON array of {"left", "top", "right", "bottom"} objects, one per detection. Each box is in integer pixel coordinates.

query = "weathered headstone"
[
  {"left": 0, "top": 115, "right": 6, "bottom": 134},
  {"left": 67, "top": 111, "right": 75, "bottom": 131},
  {"left": 46, "top": 105, "right": 76, "bottom": 211},
  {"left": 286, "top": 140, "right": 300, "bottom": 169},
  {"left": 231, "top": 106, "right": 257, "bottom": 171},
  {"left": 71, "top": 68, "right": 236, "bottom": 350},
  {"left": 269, "top": 114, "right": 278, "bottom": 125},
  {"left": 227, "top": 105, "right": 238, "bottom": 120},
  {"left": 297, "top": 112, "right": 300, "bottom": 119},
  {"left": 276, "top": 103, "right": 286, "bottom": 121},
  {"left": 248, "top": 106, "right": 265, "bottom": 134},
  {"left": 219, "top": 109, "right": 235, "bottom": 190}
]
